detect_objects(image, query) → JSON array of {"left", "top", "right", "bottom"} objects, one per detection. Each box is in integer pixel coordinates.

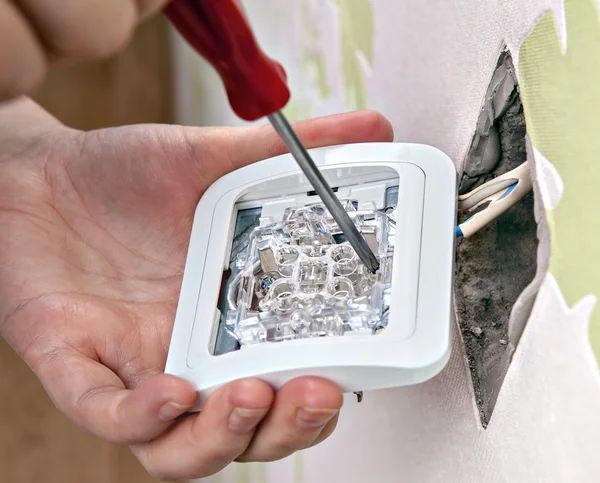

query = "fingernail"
[
  {"left": 158, "top": 401, "right": 190, "bottom": 422},
  {"left": 228, "top": 407, "right": 268, "bottom": 434},
  {"left": 296, "top": 407, "right": 339, "bottom": 429}
]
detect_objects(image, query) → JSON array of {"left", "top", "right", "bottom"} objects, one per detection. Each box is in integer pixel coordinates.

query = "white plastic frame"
[{"left": 166, "top": 142, "right": 457, "bottom": 409}]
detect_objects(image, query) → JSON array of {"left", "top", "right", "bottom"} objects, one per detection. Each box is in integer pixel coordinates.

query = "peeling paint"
[
  {"left": 533, "top": 146, "right": 564, "bottom": 210},
  {"left": 282, "top": 98, "right": 313, "bottom": 121},
  {"left": 332, "top": 0, "right": 374, "bottom": 110},
  {"left": 302, "top": 52, "right": 331, "bottom": 99},
  {"left": 301, "top": 1, "right": 331, "bottom": 99},
  {"left": 282, "top": 0, "right": 329, "bottom": 120},
  {"left": 519, "top": 0, "right": 600, "bottom": 361}
]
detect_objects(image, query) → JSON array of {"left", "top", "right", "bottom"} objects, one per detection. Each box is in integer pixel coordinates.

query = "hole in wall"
[{"left": 455, "top": 49, "right": 539, "bottom": 427}]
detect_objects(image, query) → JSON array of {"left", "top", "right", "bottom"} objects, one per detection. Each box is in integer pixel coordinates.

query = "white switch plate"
[{"left": 165, "top": 142, "right": 457, "bottom": 409}]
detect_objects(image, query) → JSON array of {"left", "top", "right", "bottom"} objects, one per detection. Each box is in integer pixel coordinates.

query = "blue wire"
[{"left": 455, "top": 182, "right": 517, "bottom": 239}]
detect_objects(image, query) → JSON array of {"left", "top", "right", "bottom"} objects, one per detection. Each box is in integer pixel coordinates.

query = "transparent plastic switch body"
[
  {"left": 165, "top": 143, "right": 457, "bottom": 410},
  {"left": 217, "top": 192, "right": 397, "bottom": 354}
]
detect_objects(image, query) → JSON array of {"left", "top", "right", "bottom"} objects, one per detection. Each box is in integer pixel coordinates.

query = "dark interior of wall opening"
[{"left": 455, "top": 49, "right": 538, "bottom": 426}]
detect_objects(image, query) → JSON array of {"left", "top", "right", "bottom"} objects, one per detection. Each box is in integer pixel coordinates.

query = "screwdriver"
[{"left": 164, "top": 0, "right": 379, "bottom": 273}]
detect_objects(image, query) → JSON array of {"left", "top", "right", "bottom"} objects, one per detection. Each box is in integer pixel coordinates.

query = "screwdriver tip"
[{"left": 368, "top": 259, "right": 380, "bottom": 274}]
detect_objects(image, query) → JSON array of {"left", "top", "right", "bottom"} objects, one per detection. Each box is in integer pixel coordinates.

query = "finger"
[
  {"left": 31, "top": 349, "right": 196, "bottom": 444},
  {"left": 236, "top": 376, "right": 343, "bottom": 462},
  {"left": 179, "top": 110, "right": 395, "bottom": 185},
  {"left": 0, "top": 1, "right": 46, "bottom": 100},
  {"left": 132, "top": 378, "right": 274, "bottom": 480},
  {"left": 14, "top": 0, "right": 140, "bottom": 61},
  {"left": 229, "top": 109, "right": 395, "bottom": 169}
]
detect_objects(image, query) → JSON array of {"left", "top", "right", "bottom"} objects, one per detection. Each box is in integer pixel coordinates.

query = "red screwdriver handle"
[{"left": 164, "top": 0, "right": 291, "bottom": 121}]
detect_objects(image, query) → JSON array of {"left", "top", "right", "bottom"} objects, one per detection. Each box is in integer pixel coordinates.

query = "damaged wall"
[{"left": 455, "top": 50, "right": 539, "bottom": 425}]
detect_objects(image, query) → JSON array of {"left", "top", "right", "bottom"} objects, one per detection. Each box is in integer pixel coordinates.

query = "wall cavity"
[{"left": 455, "top": 49, "right": 539, "bottom": 426}]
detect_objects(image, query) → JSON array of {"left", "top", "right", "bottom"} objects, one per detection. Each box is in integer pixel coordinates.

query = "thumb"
[{"left": 34, "top": 349, "right": 196, "bottom": 445}]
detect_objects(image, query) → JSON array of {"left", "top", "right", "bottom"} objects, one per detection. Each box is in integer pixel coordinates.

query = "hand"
[
  {"left": 0, "top": 0, "right": 168, "bottom": 101},
  {"left": 0, "top": 98, "right": 394, "bottom": 480}
]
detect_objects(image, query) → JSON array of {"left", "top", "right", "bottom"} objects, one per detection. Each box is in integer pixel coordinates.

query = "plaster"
[{"left": 456, "top": 84, "right": 538, "bottom": 424}]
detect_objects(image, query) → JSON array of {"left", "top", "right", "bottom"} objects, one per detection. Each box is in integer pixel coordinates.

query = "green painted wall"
[{"left": 520, "top": 0, "right": 600, "bottom": 359}]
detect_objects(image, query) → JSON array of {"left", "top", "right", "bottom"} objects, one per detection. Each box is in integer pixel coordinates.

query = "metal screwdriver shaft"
[{"left": 268, "top": 112, "right": 380, "bottom": 273}]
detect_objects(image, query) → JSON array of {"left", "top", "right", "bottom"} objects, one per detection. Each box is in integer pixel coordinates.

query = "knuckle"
[
  {"left": 205, "top": 445, "right": 240, "bottom": 465},
  {"left": 105, "top": 400, "right": 137, "bottom": 445},
  {"left": 273, "top": 432, "right": 312, "bottom": 453},
  {"left": 182, "top": 423, "right": 248, "bottom": 476},
  {"left": 192, "top": 439, "right": 247, "bottom": 473},
  {"left": 246, "top": 434, "right": 314, "bottom": 463},
  {"left": 71, "top": 385, "right": 116, "bottom": 422},
  {"left": 139, "top": 449, "right": 231, "bottom": 481},
  {"left": 15, "top": 299, "right": 80, "bottom": 371}
]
